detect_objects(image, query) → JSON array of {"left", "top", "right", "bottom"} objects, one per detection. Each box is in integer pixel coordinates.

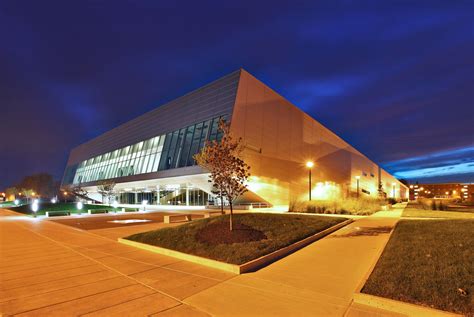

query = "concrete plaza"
[{"left": 0, "top": 207, "right": 404, "bottom": 316}]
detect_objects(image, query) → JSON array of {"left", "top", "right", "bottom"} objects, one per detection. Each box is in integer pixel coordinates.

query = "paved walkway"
[{"left": 0, "top": 206, "right": 405, "bottom": 316}]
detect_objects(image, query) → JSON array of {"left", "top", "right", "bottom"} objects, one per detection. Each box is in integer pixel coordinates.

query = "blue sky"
[{"left": 0, "top": 1, "right": 473, "bottom": 189}]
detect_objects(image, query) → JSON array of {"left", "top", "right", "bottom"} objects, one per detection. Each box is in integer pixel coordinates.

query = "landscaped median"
[
  {"left": 357, "top": 219, "right": 473, "bottom": 316},
  {"left": 119, "top": 213, "right": 352, "bottom": 274},
  {"left": 7, "top": 202, "right": 136, "bottom": 216}
]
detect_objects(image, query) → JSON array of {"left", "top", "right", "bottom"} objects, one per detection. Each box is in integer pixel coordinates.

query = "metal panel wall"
[{"left": 63, "top": 70, "right": 241, "bottom": 180}]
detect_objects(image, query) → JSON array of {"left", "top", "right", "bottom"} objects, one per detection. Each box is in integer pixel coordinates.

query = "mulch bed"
[{"left": 196, "top": 221, "right": 267, "bottom": 245}]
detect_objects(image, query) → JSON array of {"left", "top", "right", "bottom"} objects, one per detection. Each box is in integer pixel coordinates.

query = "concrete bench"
[
  {"left": 45, "top": 211, "right": 71, "bottom": 217},
  {"left": 87, "top": 209, "right": 109, "bottom": 215},
  {"left": 164, "top": 214, "right": 192, "bottom": 224},
  {"left": 204, "top": 211, "right": 222, "bottom": 218}
]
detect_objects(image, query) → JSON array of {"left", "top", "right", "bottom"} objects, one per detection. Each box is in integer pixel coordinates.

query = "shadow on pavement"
[{"left": 331, "top": 226, "right": 393, "bottom": 238}]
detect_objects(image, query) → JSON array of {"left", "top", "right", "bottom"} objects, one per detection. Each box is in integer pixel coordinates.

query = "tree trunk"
[
  {"left": 220, "top": 188, "right": 224, "bottom": 215},
  {"left": 229, "top": 201, "right": 233, "bottom": 231}
]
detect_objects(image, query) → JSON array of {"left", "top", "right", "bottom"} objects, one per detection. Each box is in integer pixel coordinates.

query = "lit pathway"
[
  {"left": 0, "top": 206, "right": 405, "bottom": 316},
  {"left": 184, "top": 205, "right": 406, "bottom": 316},
  {"left": 0, "top": 209, "right": 231, "bottom": 316}
]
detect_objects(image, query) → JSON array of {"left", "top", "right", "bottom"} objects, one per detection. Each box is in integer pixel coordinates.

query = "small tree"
[
  {"left": 194, "top": 119, "right": 250, "bottom": 231},
  {"left": 97, "top": 180, "right": 116, "bottom": 205},
  {"left": 194, "top": 137, "right": 226, "bottom": 215}
]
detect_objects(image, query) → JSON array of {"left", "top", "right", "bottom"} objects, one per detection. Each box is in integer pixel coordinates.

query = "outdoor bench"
[
  {"left": 164, "top": 214, "right": 192, "bottom": 224},
  {"left": 87, "top": 209, "right": 109, "bottom": 215},
  {"left": 45, "top": 211, "right": 71, "bottom": 217},
  {"left": 204, "top": 211, "right": 222, "bottom": 218}
]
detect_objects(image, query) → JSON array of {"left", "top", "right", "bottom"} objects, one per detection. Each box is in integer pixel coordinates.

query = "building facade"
[
  {"left": 409, "top": 183, "right": 473, "bottom": 201},
  {"left": 62, "top": 69, "right": 408, "bottom": 208}
]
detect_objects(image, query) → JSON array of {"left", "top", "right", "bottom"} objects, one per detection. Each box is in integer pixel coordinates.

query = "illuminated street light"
[
  {"left": 356, "top": 176, "right": 361, "bottom": 199},
  {"left": 14, "top": 199, "right": 19, "bottom": 206},
  {"left": 306, "top": 161, "right": 314, "bottom": 201}
]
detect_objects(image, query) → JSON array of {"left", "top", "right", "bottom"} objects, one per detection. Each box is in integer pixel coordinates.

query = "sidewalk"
[
  {"left": 0, "top": 209, "right": 225, "bottom": 316},
  {"left": 1, "top": 207, "right": 404, "bottom": 316},
  {"left": 184, "top": 213, "right": 402, "bottom": 316}
]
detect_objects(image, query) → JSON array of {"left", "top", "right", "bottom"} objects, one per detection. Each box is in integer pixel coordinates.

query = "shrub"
[
  {"left": 387, "top": 198, "right": 398, "bottom": 205},
  {"left": 293, "top": 197, "right": 383, "bottom": 215}
]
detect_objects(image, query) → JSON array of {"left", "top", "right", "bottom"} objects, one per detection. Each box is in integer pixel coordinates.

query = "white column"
[
  {"left": 157, "top": 186, "right": 160, "bottom": 205},
  {"left": 186, "top": 187, "right": 190, "bottom": 206}
]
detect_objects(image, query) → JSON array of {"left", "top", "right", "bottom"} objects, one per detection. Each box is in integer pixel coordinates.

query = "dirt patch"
[{"left": 196, "top": 221, "right": 267, "bottom": 245}]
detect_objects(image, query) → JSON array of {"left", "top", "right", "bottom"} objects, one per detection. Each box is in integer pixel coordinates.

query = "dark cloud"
[{"left": 1, "top": 1, "right": 473, "bottom": 189}]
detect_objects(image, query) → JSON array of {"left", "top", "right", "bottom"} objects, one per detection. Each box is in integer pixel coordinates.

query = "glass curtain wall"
[{"left": 72, "top": 115, "right": 226, "bottom": 185}]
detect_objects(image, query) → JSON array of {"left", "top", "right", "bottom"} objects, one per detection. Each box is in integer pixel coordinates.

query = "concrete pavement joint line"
[
  {"left": 1, "top": 267, "right": 109, "bottom": 291},
  {"left": 0, "top": 254, "right": 82, "bottom": 271},
  {"left": 235, "top": 273, "right": 348, "bottom": 303},
  {"left": 75, "top": 293, "right": 182, "bottom": 317},
  {"left": 6, "top": 282, "right": 144, "bottom": 315},
  {"left": 0, "top": 276, "right": 122, "bottom": 304},
  {"left": 0, "top": 258, "right": 94, "bottom": 280},
  {"left": 11, "top": 221, "right": 186, "bottom": 306},
  {"left": 55, "top": 242, "right": 235, "bottom": 284},
  {"left": 1, "top": 262, "right": 98, "bottom": 282}
]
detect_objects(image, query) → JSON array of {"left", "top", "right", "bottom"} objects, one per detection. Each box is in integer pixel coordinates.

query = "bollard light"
[{"left": 31, "top": 199, "right": 39, "bottom": 217}]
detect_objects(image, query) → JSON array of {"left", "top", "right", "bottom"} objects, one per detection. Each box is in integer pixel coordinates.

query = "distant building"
[
  {"left": 62, "top": 69, "right": 407, "bottom": 208},
  {"left": 409, "top": 183, "right": 473, "bottom": 201}
]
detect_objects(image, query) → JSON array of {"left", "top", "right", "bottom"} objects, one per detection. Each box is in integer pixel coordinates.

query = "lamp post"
[
  {"left": 306, "top": 161, "right": 314, "bottom": 201},
  {"left": 356, "top": 176, "right": 360, "bottom": 199}
]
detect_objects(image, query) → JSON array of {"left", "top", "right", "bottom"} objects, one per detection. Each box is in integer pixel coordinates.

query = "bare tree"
[
  {"left": 97, "top": 180, "right": 116, "bottom": 205},
  {"left": 63, "top": 184, "right": 89, "bottom": 200},
  {"left": 194, "top": 119, "right": 250, "bottom": 230}
]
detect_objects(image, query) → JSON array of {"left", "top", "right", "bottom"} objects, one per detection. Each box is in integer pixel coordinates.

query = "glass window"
[
  {"left": 71, "top": 115, "right": 226, "bottom": 183},
  {"left": 187, "top": 122, "right": 204, "bottom": 166},
  {"left": 178, "top": 125, "right": 195, "bottom": 167}
]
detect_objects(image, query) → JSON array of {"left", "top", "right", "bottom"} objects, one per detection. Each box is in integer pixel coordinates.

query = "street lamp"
[
  {"left": 306, "top": 161, "right": 314, "bottom": 201},
  {"left": 356, "top": 176, "right": 360, "bottom": 199}
]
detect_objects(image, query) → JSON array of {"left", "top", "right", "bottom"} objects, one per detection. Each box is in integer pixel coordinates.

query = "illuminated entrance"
[{"left": 117, "top": 184, "right": 214, "bottom": 206}]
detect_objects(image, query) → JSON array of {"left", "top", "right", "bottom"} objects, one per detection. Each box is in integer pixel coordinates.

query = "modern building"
[
  {"left": 62, "top": 69, "right": 408, "bottom": 209},
  {"left": 409, "top": 183, "right": 473, "bottom": 201}
]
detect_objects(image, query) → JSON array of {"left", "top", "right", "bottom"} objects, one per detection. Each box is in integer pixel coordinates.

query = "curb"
[
  {"left": 353, "top": 292, "right": 463, "bottom": 317},
  {"left": 119, "top": 218, "right": 353, "bottom": 274}
]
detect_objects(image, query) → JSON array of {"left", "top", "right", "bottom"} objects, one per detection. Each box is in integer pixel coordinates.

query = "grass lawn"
[
  {"left": 8, "top": 202, "right": 129, "bottom": 216},
  {"left": 362, "top": 220, "right": 474, "bottom": 316},
  {"left": 0, "top": 201, "right": 16, "bottom": 208},
  {"left": 125, "top": 213, "right": 348, "bottom": 265},
  {"left": 403, "top": 205, "right": 474, "bottom": 219}
]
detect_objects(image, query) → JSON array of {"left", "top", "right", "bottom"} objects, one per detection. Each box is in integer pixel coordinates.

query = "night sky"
[{"left": 1, "top": 1, "right": 473, "bottom": 190}]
